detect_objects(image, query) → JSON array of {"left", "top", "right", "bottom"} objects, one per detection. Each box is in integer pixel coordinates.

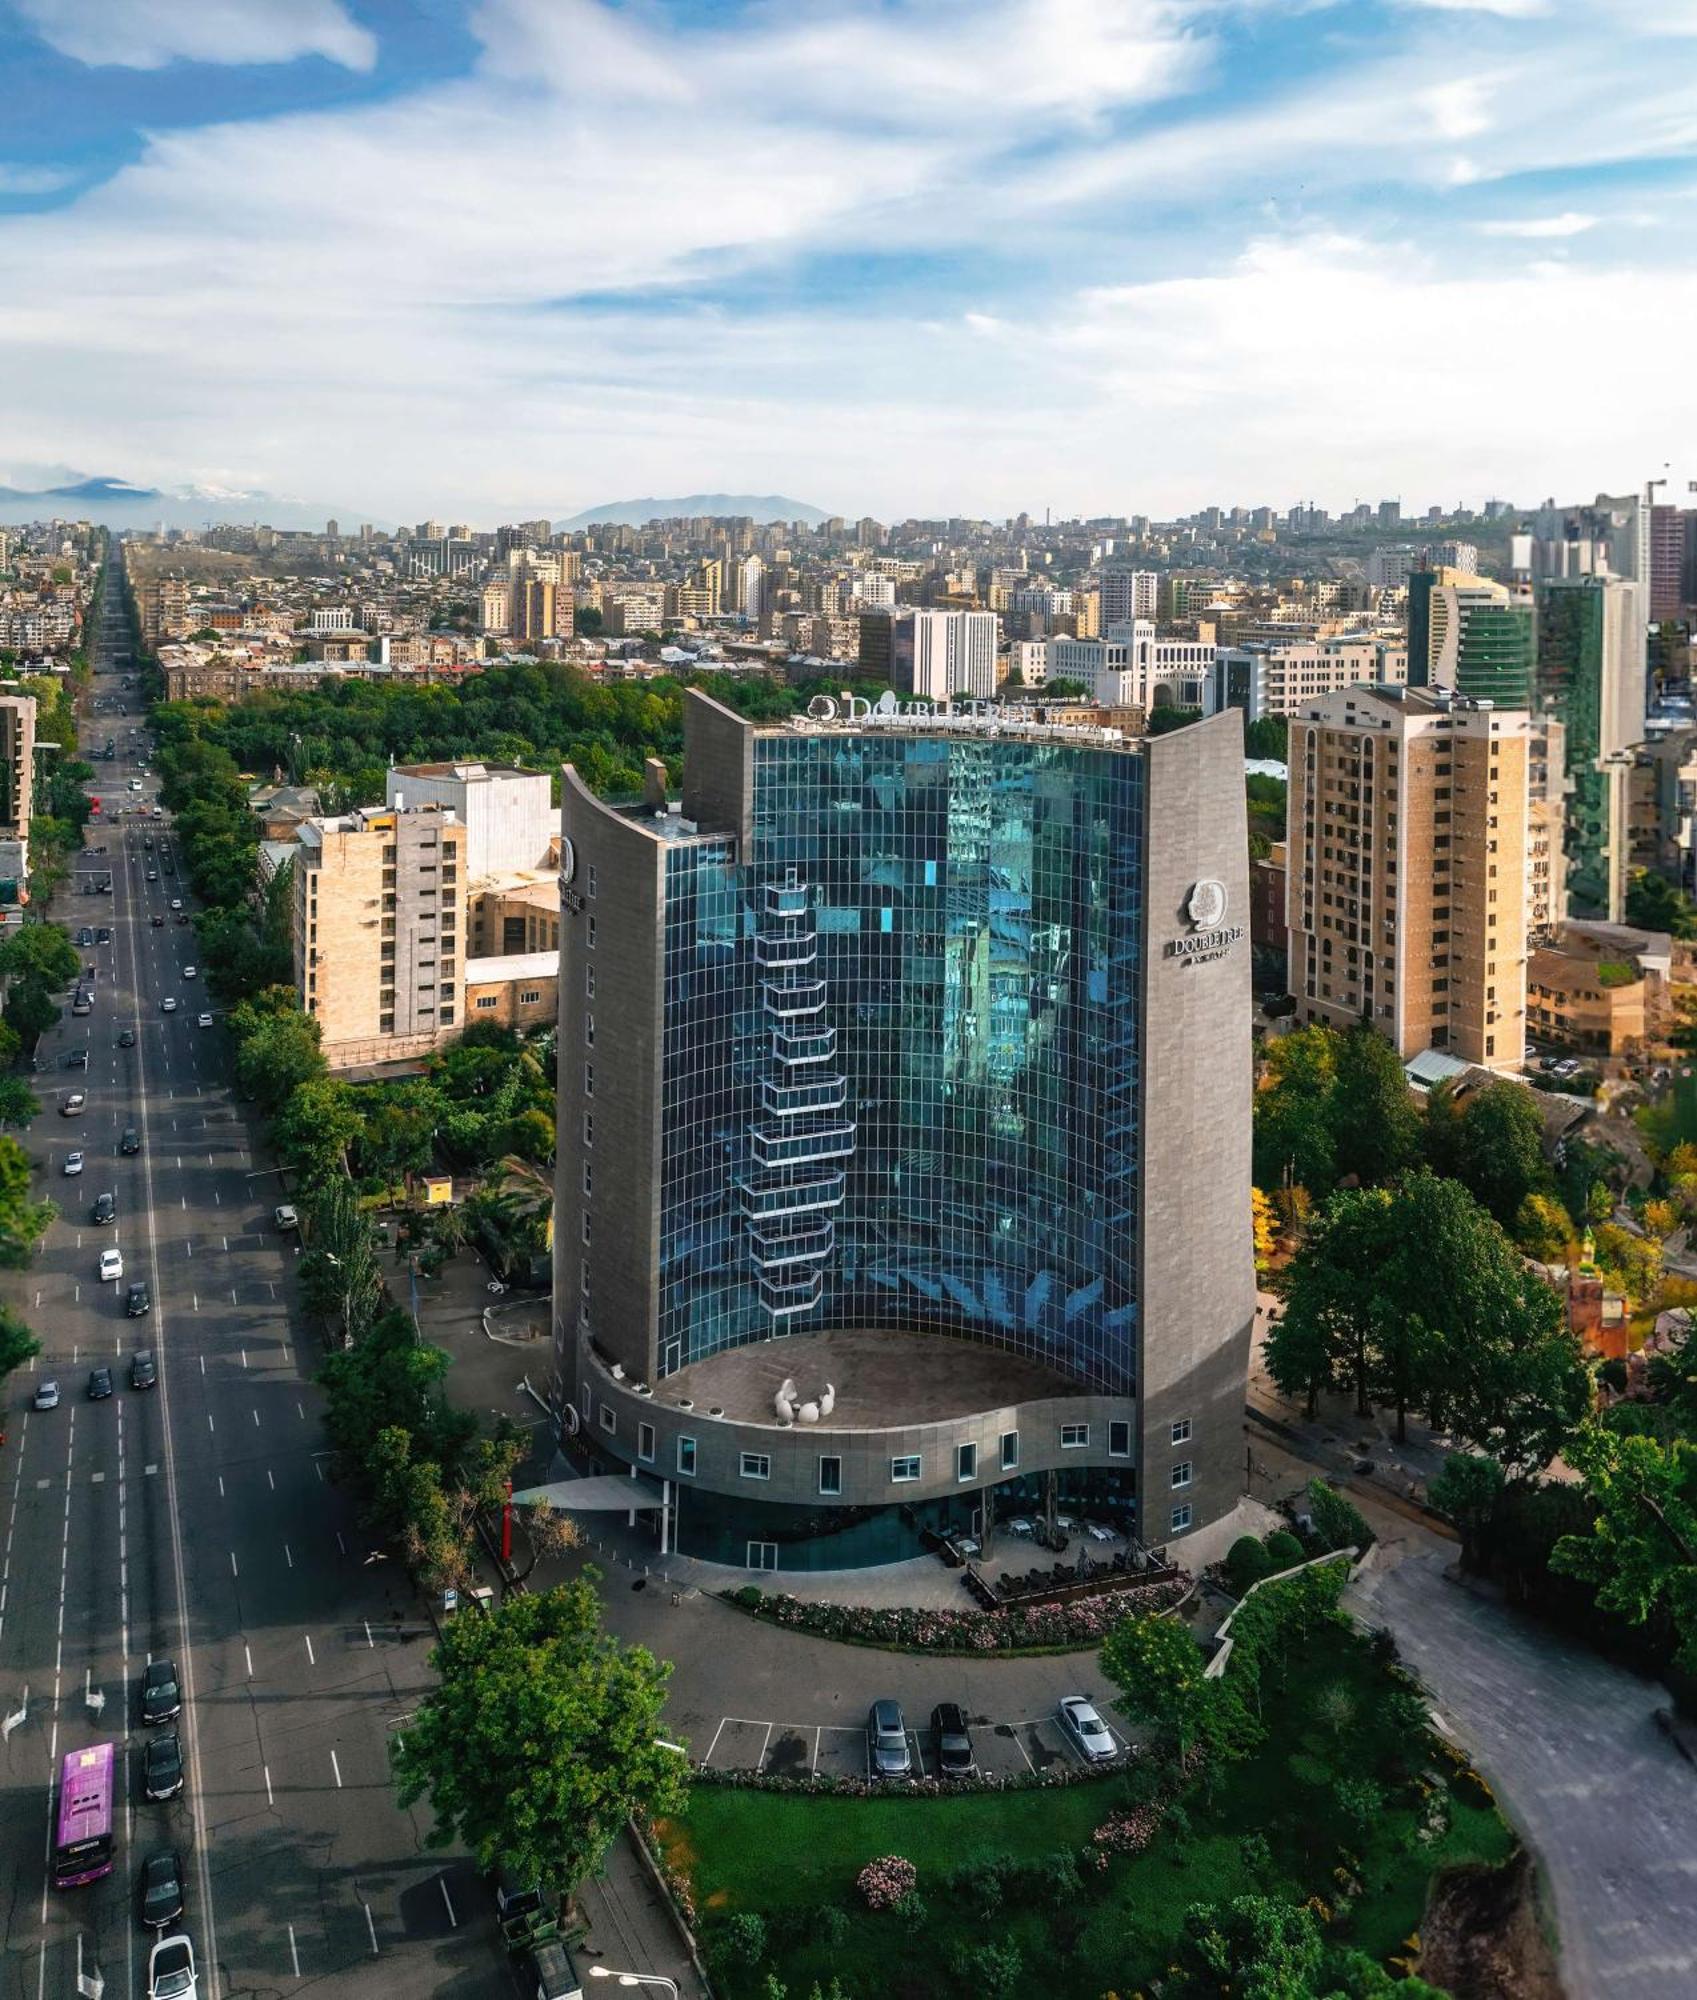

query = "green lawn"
[{"left": 660, "top": 1624, "right": 1515, "bottom": 1999}]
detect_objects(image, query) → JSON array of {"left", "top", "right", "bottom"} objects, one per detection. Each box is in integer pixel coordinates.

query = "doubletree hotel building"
[{"left": 551, "top": 689, "right": 1252, "bottom": 1572}]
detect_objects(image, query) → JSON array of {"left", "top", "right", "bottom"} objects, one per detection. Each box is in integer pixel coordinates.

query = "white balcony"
[
  {"left": 761, "top": 1075, "right": 848, "bottom": 1117},
  {"left": 764, "top": 979, "right": 827, "bottom": 1019},
  {"left": 755, "top": 932, "right": 817, "bottom": 970},
  {"left": 738, "top": 1169, "right": 846, "bottom": 1219},
  {"left": 751, "top": 1119, "right": 856, "bottom": 1170}
]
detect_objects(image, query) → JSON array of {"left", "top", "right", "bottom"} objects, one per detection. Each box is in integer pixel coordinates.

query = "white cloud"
[
  {"left": 1477, "top": 211, "right": 1599, "bottom": 237},
  {"left": 13, "top": 0, "right": 377, "bottom": 72},
  {"left": 0, "top": 0, "right": 1688, "bottom": 518},
  {"left": 0, "top": 163, "right": 78, "bottom": 194},
  {"left": 1393, "top": 0, "right": 1548, "bottom": 17}
]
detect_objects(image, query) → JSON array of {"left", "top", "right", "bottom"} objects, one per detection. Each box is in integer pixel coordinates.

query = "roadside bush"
[
  {"left": 1263, "top": 1529, "right": 1305, "bottom": 1568},
  {"left": 1303, "top": 1478, "right": 1375, "bottom": 1554},
  {"left": 1226, "top": 1534, "right": 1274, "bottom": 1594},
  {"left": 716, "top": 1911, "right": 768, "bottom": 1969}
]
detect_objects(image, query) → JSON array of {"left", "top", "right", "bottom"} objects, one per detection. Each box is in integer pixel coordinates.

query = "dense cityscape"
[{"left": 3, "top": 1, "right": 1695, "bottom": 1998}]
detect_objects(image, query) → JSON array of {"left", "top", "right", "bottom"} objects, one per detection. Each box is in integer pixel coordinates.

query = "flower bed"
[
  {"left": 722, "top": 1575, "right": 1189, "bottom": 1654},
  {"left": 692, "top": 1761, "right": 1121, "bottom": 1799},
  {"left": 856, "top": 1856, "right": 917, "bottom": 1910}
]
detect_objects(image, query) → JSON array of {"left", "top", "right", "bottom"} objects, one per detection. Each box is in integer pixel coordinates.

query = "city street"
[{"left": 0, "top": 555, "right": 496, "bottom": 2000}]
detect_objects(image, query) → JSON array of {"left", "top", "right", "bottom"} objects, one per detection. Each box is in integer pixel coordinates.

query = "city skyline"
[{"left": 1, "top": 0, "right": 1694, "bottom": 520}]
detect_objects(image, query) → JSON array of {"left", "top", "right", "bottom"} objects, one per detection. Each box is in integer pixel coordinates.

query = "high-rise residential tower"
[
  {"left": 1407, "top": 568, "right": 1535, "bottom": 708},
  {"left": 1287, "top": 685, "right": 1531, "bottom": 1071},
  {"left": 551, "top": 691, "right": 1254, "bottom": 1571}
]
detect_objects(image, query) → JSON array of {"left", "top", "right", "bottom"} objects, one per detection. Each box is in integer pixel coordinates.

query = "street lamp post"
[{"left": 587, "top": 1970, "right": 680, "bottom": 1998}]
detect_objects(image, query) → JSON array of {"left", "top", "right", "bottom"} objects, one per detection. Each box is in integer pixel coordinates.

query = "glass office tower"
[{"left": 554, "top": 692, "right": 1253, "bottom": 1571}]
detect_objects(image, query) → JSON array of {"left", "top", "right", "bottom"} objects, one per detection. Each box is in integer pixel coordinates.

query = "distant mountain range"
[
  {"left": 0, "top": 471, "right": 345, "bottom": 532},
  {"left": 556, "top": 494, "right": 829, "bottom": 530}
]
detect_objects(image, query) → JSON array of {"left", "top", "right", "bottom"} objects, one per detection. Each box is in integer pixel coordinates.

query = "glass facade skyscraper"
[{"left": 554, "top": 692, "right": 1253, "bottom": 1572}]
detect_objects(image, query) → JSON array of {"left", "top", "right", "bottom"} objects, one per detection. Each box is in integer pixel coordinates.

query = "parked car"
[
  {"left": 867, "top": 1699, "right": 912, "bottom": 1778},
  {"left": 76, "top": 927, "right": 95, "bottom": 946},
  {"left": 127, "top": 1282, "right": 152, "bottom": 1319},
  {"left": 99, "top": 1246, "right": 124, "bottom": 1282},
  {"left": 930, "top": 1702, "right": 977, "bottom": 1779},
  {"left": 64, "top": 1151, "right": 85, "bottom": 1177},
  {"left": 33, "top": 1379, "right": 60, "bottom": 1411},
  {"left": 66, "top": 1047, "right": 89, "bottom": 1068},
  {"left": 91, "top": 1192, "right": 117, "bottom": 1225},
  {"left": 96, "top": 927, "right": 112, "bottom": 945},
  {"left": 130, "top": 1350, "right": 157, "bottom": 1389},
  {"left": 143, "top": 1729, "right": 184, "bottom": 1801},
  {"left": 140, "top": 1659, "right": 181, "bottom": 1725},
  {"left": 137, "top": 1849, "right": 185, "bottom": 1930},
  {"left": 1057, "top": 1695, "right": 1116, "bottom": 1763},
  {"left": 146, "top": 1932, "right": 196, "bottom": 2000},
  {"left": 72, "top": 993, "right": 92, "bottom": 1015},
  {"left": 522, "top": 1938, "right": 584, "bottom": 2000},
  {"left": 86, "top": 1367, "right": 114, "bottom": 1401},
  {"left": 274, "top": 1205, "right": 299, "bottom": 1231}
]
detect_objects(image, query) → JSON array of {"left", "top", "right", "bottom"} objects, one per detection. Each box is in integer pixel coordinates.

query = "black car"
[
  {"left": 150, "top": 915, "right": 164, "bottom": 928},
  {"left": 86, "top": 1367, "right": 114, "bottom": 1401},
  {"left": 127, "top": 1283, "right": 152, "bottom": 1319},
  {"left": 76, "top": 928, "right": 95, "bottom": 946},
  {"left": 118, "top": 1028, "right": 136, "bottom": 1048},
  {"left": 66, "top": 1048, "right": 89, "bottom": 1069},
  {"left": 930, "top": 1703, "right": 977, "bottom": 1779},
  {"left": 142, "top": 1730, "right": 183, "bottom": 1801},
  {"left": 137, "top": 1849, "right": 184, "bottom": 1930},
  {"left": 140, "top": 1659, "right": 181, "bottom": 1725},
  {"left": 130, "top": 1349, "right": 157, "bottom": 1388},
  {"left": 91, "top": 1192, "right": 117, "bottom": 1225},
  {"left": 96, "top": 928, "right": 113, "bottom": 945},
  {"left": 122, "top": 1127, "right": 141, "bottom": 1154}
]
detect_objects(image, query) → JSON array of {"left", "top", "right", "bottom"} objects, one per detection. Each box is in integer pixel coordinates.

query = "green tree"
[
  {"left": 1267, "top": 1184, "right": 1400, "bottom": 1418},
  {"left": 391, "top": 1577, "right": 687, "bottom": 1903},
  {"left": 1429, "top": 1452, "right": 1506, "bottom": 1571},
  {"left": 1515, "top": 1191, "right": 1573, "bottom": 1263},
  {"left": 301, "top": 1178, "right": 386, "bottom": 1345},
  {"left": 1253, "top": 1026, "right": 1339, "bottom": 1199},
  {"left": 1171, "top": 1894, "right": 1325, "bottom": 1999},
  {"left": 0, "top": 1304, "right": 42, "bottom": 1391},
  {"left": 1100, "top": 1609, "right": 1216, "bottom": 1759},
  {"left": 0, "top": 1077, "right": 39, "bottom": 1126},
  {"left": 271, "top": 1075, "right": 361, "bottom": 1188},
  {"left": 318, "top": 1306, "right": 472, "bottom": 1475},
  {"left": 1147, "top": 705, "right": 1203, "bottom": 736},
  {"left": 232, "top": 990, "right": 327, "bottom": 1113},
  {"left": 1625, "top": 868, "right": 1697, "bottom": 940},
  {"left": 0, "top": 1137, "right": 54, "bottom": 1266},
  {"left": 1552, "top": 1425, "right": 1697, "bottom": 1671},
  {"left": 1329, "top": 1023, "right": 1420, "bottom": 1188},
  {"left": 0, "top": 922, "right": 80, "bottom": 989},
  {"left": 1430, "top": 1080, "right": 1549, "bottom": 1226}
]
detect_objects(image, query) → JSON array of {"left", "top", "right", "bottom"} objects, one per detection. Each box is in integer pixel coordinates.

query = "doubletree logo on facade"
[{"left": 1165, "top": 878, "right": 1244, "bottom": 966}]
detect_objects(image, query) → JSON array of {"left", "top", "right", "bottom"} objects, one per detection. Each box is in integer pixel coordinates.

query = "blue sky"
[{"left": 1, "top": 0, "right": 1694, "bottom": 523}]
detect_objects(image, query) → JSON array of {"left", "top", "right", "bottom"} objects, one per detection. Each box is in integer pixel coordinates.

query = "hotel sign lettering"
[{"left": 1164, "top": 878, "right": 1243, "bottom": 967}]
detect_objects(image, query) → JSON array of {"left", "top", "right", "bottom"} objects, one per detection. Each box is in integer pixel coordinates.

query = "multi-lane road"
[{"left": 0, "top": 553, "right": 495, "bottom": 1999}]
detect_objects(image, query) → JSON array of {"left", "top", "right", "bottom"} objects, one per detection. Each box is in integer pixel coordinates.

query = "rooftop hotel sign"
[{"left": 1166, "top": 878, "right": 1243, "bottom": 967}]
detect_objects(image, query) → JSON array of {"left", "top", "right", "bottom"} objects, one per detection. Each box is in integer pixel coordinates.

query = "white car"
[
  {"left": 98, "top": 1246, "right": 124, "bottom": 1283},
  {"left": 63, "top": 1151, "right": 84, "bottom": 1177},
  {"left": 169, "top": 899, "right": 183, "bottom": 912},
  {"left": 197, "top": 1012, "right": 214, "bottom": 1030},
  {"left": 160, "top": 997, "right": 177, "bottom": 1013},
  {"left": 274, "top": 1205, "right": 299, "bottom": 1232},
  {"left": 147, "top": 1933, "right": 197, "bottom": 2000},
  {"left": 182, "top": 965, "right": 197, "bottom": 980},
  {"left": 1057, "top": 1695, "right": 1116, "bottom": 1763}
]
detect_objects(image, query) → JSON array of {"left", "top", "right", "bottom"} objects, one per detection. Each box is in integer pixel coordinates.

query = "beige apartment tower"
[
  {"left": 294, "top": 802, "right": 466, "bottom": 1069},
  {"left": 1287, "top": 686, "right": 1530, "bottom": 1071}
]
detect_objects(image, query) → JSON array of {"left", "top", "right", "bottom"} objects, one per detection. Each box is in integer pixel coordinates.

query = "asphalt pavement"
[{"left": 0, "top": 557, "right": 501, "bottom": 2000}]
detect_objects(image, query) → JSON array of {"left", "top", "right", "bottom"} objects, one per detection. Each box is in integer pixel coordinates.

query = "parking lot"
[{"left": 699, "top": 1704, "right": 1132, "bottom": 1781}]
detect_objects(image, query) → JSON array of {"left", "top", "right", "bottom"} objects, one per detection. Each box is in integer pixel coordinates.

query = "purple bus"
[{"left": 53, "top": 1741, "right": 115, "bottom": 1888}]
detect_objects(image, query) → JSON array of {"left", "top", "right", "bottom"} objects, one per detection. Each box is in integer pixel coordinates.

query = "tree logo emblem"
[{"left": 1186, "top": 878, "right": 1228, "bottom": 930}]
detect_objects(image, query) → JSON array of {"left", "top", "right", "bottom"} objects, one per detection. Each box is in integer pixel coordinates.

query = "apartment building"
[
  {"left": 892, "top": 610, "right": 998, "bottom": 700},
  {"left": 1052, "top": 621, "right": 1216, "bottom": 712},
  {"left": 1287, "top": 685, "right": 1530, "bottom": 1071},
  {"left": 1212, "top": 638, "right": 1405, "bottom": 722},
  {"left": 1407, "top": 568, "right": 1534, "bottom": 706},
  {"left": 294, "top": 802, "right": 466, "bottom": 1070},
  {"left": 0, "top": 693, "right": 36, "bottom": 838}
]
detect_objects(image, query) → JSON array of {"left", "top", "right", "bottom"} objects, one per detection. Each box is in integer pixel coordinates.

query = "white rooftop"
[{"left": 464, "top": 950, "right": 559, "bottom": 985}]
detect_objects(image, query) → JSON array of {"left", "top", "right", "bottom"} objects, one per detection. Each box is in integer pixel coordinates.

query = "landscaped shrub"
[
  {"left": 949, "top": 1940, "right": 1022, "bottom": 1998},
  {"left": 716, "top": 1911, "right": 768, "bottom": 1968},
  {"left": 1226, "top": 1534, "right": 1274, "bottom": 1594},
  {"left": 856, "top": 1855, "right": 917, "bottom": 1911},
  {"left": 1090, "top": 1806, "right": 1161, "bottom": 1858},
  {"left": 720, "top": 1576, "right": 1189, "bottom": 1653},
  {"left": 1263, "top": 1529, "right": 1305, "bottom": 1568},
  {"left": 1304, "top": 1477, "right": 1376, "bottom": 1554}
]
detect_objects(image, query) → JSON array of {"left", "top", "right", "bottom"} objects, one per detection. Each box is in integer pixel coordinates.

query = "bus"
[{"left": 52, "top": 1741, "right": 115, "bottom": 1888}]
